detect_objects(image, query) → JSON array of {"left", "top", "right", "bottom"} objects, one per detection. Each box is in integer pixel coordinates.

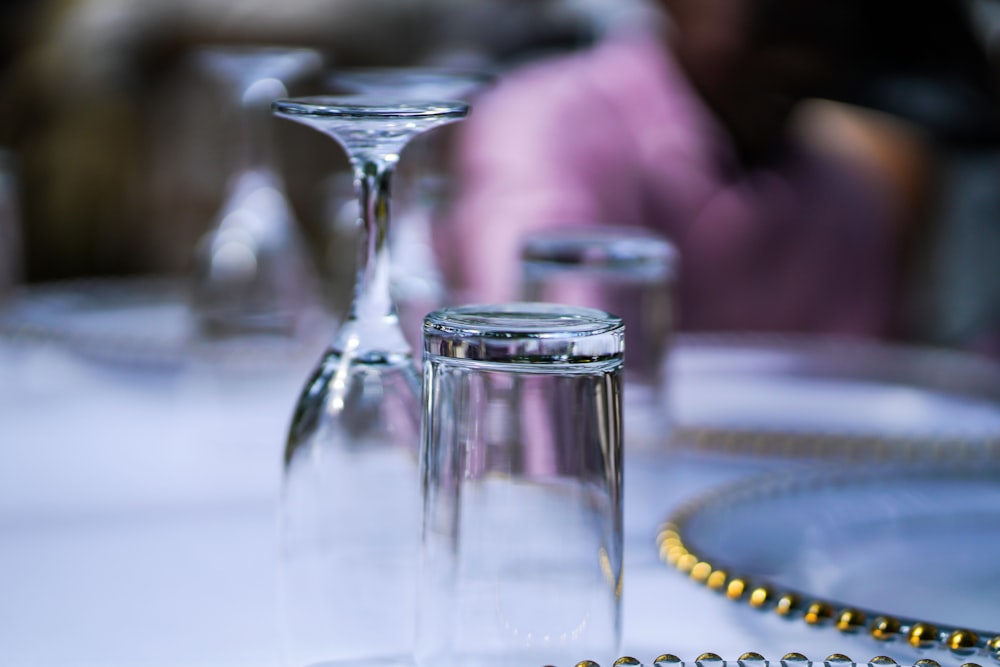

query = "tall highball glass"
[
  {"left": 419, "top": 302, "right": 625, "bottom": 667},
  {"left": 272, "top": 96, "right": 469, "bottom": 667}
]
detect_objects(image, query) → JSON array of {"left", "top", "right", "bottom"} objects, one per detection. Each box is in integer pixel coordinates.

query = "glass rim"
[
  {"left": 271, "top": 95, "right": 470, "bottom": 120},
  {"left": 520, "top": 225, "right": 679, "bottom": 270},
  {"left": 327, "top": 66, "right": 498, "bottom": 88},
  {"left": 423, "top": 302, "right": 625, "bottom": 366}
]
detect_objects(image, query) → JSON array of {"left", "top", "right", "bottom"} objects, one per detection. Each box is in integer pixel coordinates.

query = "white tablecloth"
[{"left": 0, "top": 340, "right": 950, "bottom": 667}]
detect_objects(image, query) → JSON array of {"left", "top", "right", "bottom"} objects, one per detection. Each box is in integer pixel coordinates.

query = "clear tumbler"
[
  {"left": 521, "top": 225, "right": 677, "bottom": 450},
  {"left": 418, "top": 302, "right": 625, "bottom": 667}
]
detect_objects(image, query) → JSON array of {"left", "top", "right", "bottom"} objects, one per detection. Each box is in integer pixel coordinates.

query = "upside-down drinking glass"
[
  {"left": 272, "top": 96, "right": 469, "bottom": 667},
  {"left": 419, "top": 302, "right": 625, "bottom": 667}
]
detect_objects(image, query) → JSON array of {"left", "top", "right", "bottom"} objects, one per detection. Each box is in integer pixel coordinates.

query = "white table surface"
[{"left": 0, "top": 338, "right": 972, "bottom": 667}]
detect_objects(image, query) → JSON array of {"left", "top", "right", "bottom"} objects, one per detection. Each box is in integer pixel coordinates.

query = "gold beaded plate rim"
[
  {"left": 569, "top": 652, "right": 988, "bottom": 667},
  {"left": 668, "top": 333, "right": 1000, "bottom": 461},
  {"left": 657, "top": 465, "right": 1000, "bottom": 662}
]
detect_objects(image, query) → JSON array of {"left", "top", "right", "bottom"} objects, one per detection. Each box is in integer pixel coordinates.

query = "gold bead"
[
  {"left": 658, "top": 537, "right": 680, "bottom": 554},
  {"left": 749, "top": 586, "right": 772, "bottom": 608},
  {"left": 825, "top": 654, "right": 852, "bottom": 666},
  {"left": 908, "top": 622, "right": 939, "bottom": 648},
  {"left": 804, "top": 601, "right": 834, "bottom": 625},
  {"left": 988, "top": 635, "right": 1000, "bottom": 661},
  {"left": 696, "top": 653, "right": 723, "bottom": 665},
  {"left": 676, "top": 553, "right": 698, "bottom": 573},
  {"left": 726, "top": 578, "right": 747, "bottom": 600},
  {"left": 776, "top": 593, "right": 802, "bottom": 616},
  {"left": 739, "top": 652, "right": 766, "bottom": 665},
  {"left": 665, "top": 545, "right": 686, "bottom": 565},
  {"left": 948, "top": 629, "right": 980, "bottom": 655},
  {"left": 706, "top": 569, "right": 728, "bottom": 591},
  {"left": 914, "top": 661, "right": 941, "bottom": 667},
  {"left": 654, "top": 655, "right": 682, "bottom": 667},
  {"left": 690, "top": 561, "right": 713, "bottom": 583},
  {"left": 870, "top": 658, "right": 898, "bottom": 666},
  {"left": 661, "top": 535, "right": 680, "bottom": 548},
  {"left": 656, "top": 525, "right": 678, "bottom": 544},
  {"left": 577, "top": 661, "right": 601, "bottom": 667},
  {"left": 836, "top": 609, "right": 866, "bottom": 633},
  {"left": 870, "top": 616, "right": 901, "bottom": 640},
  {"left": 615, "top": 657, "right": 641, "bottom": 666},
  {"left": 781, "top": 653, "right": 810, "bottom": 667},
  {"left": 960, "top": 663, "right": 983, "bottom": 667}
]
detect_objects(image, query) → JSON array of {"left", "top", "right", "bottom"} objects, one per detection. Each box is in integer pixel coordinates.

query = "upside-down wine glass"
[
  {"left": 272, "top": 96, "right": 469, "bottom": 667},
  {"left": 190, "top": 46, "right": 322, "bottom": 339}
]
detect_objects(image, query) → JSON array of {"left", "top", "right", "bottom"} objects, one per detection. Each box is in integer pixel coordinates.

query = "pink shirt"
[{"left": 438, "top": 34, "right": 897, "bottom": 337}]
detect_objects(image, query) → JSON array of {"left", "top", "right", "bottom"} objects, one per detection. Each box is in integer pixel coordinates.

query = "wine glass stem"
[{"left": 348, "top": 157, "right": 398, "bottom": 330}]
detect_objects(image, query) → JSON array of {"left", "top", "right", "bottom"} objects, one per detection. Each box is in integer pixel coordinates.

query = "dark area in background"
[
  {"left": 831, "top": 1, "right": 1000, "bottom": 352},
  {"left": 838, "top": 1, "right": 1000, "bottom": 145}
]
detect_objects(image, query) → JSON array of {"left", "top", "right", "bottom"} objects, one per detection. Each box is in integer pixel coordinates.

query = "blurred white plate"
[{"left": 669, "top": 334, "right": 1000, "bottom": 459}]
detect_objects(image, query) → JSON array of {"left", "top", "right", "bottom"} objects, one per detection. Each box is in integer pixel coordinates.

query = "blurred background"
[
  {"left": 0, "top": 0, "right": 999, "bottom": 354},
  {"left": 0, "top": 0, "right": 603, "bottom": 304}
]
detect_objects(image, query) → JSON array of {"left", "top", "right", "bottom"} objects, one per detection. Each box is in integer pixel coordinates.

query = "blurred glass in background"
[
  {"left": 187, "top": 46, "right": 324, "bottom": 340},
  {"left": 520, "top": 225, "right": 677, "bottom": 451}
]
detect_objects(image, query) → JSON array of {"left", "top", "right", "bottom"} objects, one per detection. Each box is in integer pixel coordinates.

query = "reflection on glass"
[{"left": 273, "top": 95, "right": 469, "bottom": 667}]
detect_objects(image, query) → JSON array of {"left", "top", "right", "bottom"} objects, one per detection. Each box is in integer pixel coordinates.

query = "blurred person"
[{"left": 437, "top": 0, "right": 933, "bottom": 338}]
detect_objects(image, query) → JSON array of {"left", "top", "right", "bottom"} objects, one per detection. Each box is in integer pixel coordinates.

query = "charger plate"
[
  {"left": 669, "top": 334, "right": 1000, "bottom": 461},
  {"left": 658, "top": 465, "right": 1000, "bottom": 662}
]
